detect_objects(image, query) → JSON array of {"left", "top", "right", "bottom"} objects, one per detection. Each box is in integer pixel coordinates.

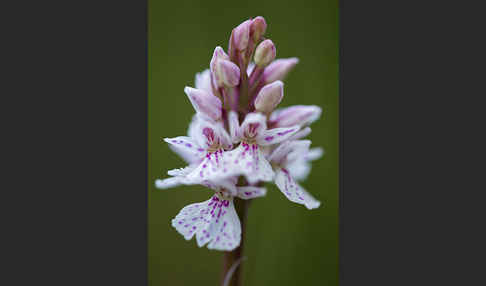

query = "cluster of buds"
[{"left": 156, "top": 17, "right": 323, "bottom": 251}]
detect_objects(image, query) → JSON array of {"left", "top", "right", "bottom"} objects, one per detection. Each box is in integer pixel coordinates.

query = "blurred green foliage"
[{"left": 148, "top": 0, "right": 338, "bottom": 285}]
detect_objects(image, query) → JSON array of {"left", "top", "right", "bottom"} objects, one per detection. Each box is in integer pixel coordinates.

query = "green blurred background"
[{"left": 148, "top": 1, "right": 338, "bottom": 285}]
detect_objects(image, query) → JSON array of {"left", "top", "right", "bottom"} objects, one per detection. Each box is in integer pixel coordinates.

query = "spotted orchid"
[
  {"left": 171, "top": 178, "right": 266, "bottom": 251},
  {"left": 155, "top": 16, "right": 324, "bottom": 252}
]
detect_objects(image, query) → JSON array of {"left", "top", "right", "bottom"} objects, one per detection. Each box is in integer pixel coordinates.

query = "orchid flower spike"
[{"left": 156, "top": 17, "right": 325, "bottom": 251}]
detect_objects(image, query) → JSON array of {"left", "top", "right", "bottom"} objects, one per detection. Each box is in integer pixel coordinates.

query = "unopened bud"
[
  {"left": 263, "top": 57, "right": 299, "bottom": 84},
  {"left": 217, "top": 59, "right": 240, "bottom": 87},
  {"left": 184, "top": 86, "right": 222, "bottom": 120},
  {"left": 270, "top": 105, "right": 322, "bottom": 127},
  {"left": 254, "top": 81, "right": 284, "bottom": 114},
  {"left": 210, "top": 46, "right": 230, "bottom": 89},
  {"left": 254, "top": 39, "right": 276, "bottom": 67},
  {"left": 250, "top": 16, "right": 267, "bottom": 42},
  {"left": 231, "top": 19, "right": 251, "bottom": 51}
]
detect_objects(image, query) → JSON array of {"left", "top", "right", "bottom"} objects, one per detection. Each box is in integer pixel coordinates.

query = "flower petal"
[
  {"left": 200, "top": 178, "right": 238, "bottom": 197},
  {"left": 155, "top": 178, "right": 182, "bottom": 189},
  {"left": 171, "top": 195, "right": 241, "bottom": 251},
  {"left": 164, "top": 136, "right": 205, "bottom": 164},
  {"left": 274, "top": 168, "right": 321, "bottom": 209},
  {"left": 289, "top": 127, "right": 312, "bottom": 140},
  {"left": 257, "top": 125, "right": 300, "bottom": 146},
  {"left": 187, "top": 114, "right": 200, "bottom": 138},
  {"left": 307, "top": 147, "right": 324, "bottom": 161},
  {"left": 286, "top": 159, "right": 311, "bottom": 181},
  {"left": 240, "top": 112, "right": 267, "bottom": 139},
  {"left": 227, "top": 142, "right": 274, "bottom": 184},
  {"left": 269, "top": 105, "right": 322, "bottom": 128},
  {"left": 268, "top": 140, "right": 311, "bottom": 165},
  {"left": 236, "top": 186, "right": 267, "bottom": 199},
  {"left": 228, "top": 111, "right": 241, "bottom": 143},
  {"left": 185, "top": 149, "right": 234, "bottom": 183},
  {"left": 185, "top": 87, "right": 222, "bottom": 121},
  {"left": 285, "top": 146, "right": 323, "bottom": 181},
  {"left": 192, "top": 118, "right": 232, "bottom": 150},
  {"left": 167, "top": 165, "right": 197, "bottom": 177},
  {"left": 195, "top": 69, "right": 212, "bottom": 93}
]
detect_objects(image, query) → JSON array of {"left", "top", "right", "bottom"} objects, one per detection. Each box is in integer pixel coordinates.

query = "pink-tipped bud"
[
  {"left": 254, "top": 81, "right": 284, "bottom": 114},
  {"left": 231, "top": 19, "right": 251, "bottom": 51},
  {"left": 210, "top": 46, "right": 230, "bottom": 72},
  {"left": 210, "top": 46, "right": 230, "bottom": 89},
  {"left": 263, "top": 57, "right": 299, "bottom": 84},
  {"left": 217, "top": 59, "right": 240, "bottom": 87},
  {"left": 270, "top": 105, "right": 322, "bottom": 127},
  {"left": 184, "top": 87, "right": 222, "bottom": 121},
  {"left": 254, "top": 39, "right": 276, "bottom": 67},
  {"left": 250, "top": 16, "right": 267, "bottom": 42}
]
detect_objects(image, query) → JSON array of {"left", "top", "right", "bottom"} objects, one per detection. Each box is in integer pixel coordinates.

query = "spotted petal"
[
  {"left": 289, "top": 127, "right": 312, "bottom": 140},
  {"left": 164, "top": 136, "right": 205, "bottom": 164},
  {"left": 171, "top": 195, "right": 241, "bottom": 251},
  {"left": 268, "top": 140, "right": 311, "bottom": 165},
  {"left": 192, "top": 118, "right": 233, "bottom": 150},
  {"left": 200, "top": 177, "right": 238, "bottom": 197},
  {"left": 274, "top": 168, "right": 321, "bottom": 209},
  {"left": 236, "top": 186, "right": 267, "bottom": 199},
  {"left": 226, "top": 142, "right": 274, "bottom": 184},
  {"left": 155, "top": 165, "right": 197, "bottom": 189},
  {"left": 185, "top": 149, "right": 234, "bottom": 183},
  {"left": 257, "top": 125, "right": 300, "bottom": 146}
]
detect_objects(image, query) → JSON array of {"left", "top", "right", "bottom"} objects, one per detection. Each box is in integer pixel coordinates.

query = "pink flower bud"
[
  {"left": 210, "top": 46, "right": 230, "bottom": 89},
  {"left": 184, "top": 86, "right": 222, "bottom": 120},
  {"left": 217, "top": 59, "right": 240, "bottom": 87},
  {"left": 270, "top": 105, "right": 322, "bottom": 127},
  {"left": 231, "top": 19, "right": 251, "bottom": 51},
  {"left": 254, "top": 81, "right": 284, "bottom": 114},
  {"left": 254, "top": 39, "right": 276, "bottom": 67},
  {"left": 263, "top": 57, "right": 299, "bottom": 84},
  {"left": 250, "top": 16, "right": 267, "bottom": 42}
]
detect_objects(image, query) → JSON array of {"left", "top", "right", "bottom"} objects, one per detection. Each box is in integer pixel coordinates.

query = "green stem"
[{"left": 220, "top": 198, "right": 250, "bottom": 286}]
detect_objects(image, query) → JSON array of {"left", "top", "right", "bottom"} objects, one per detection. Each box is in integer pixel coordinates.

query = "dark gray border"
[
  {"left": 5, "top": 0, "right": 484, "bottom": 285},
  {"left": 3, "top": 0, "right": 148, "bottom": 285}
]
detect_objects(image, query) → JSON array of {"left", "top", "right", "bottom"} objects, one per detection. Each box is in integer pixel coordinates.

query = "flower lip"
[
  {"left": 245, "top": 123, "right": 260, "bottom": 138},
  {"left": 203, "top": 127, "right": 215, "bottom": 144},
  {"left": 239, "top": 112, "right": 267, "bottom": 141}
]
